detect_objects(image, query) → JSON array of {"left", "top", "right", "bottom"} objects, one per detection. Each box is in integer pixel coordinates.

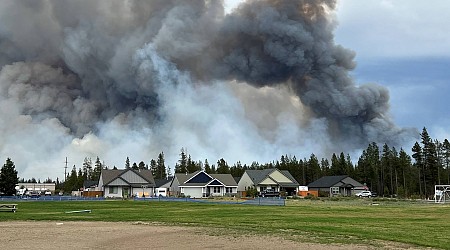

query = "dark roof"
[
  {"left": 101, "top": 169, "right": 155, "bottom": 187},
  {"left": 174, "top": 171, "right": 237, "bottom": 187},
  {"left": 307, "top": 175, "right": 361, "bottom": 188},
  {"left": 154, "top": 177, "right": 173, "bottom": 188},
  {"left": 245, "top": 169, "right": 299, "bottom": 185},
  {"left": 83, "top": 180, "right": 98, "bottom": 188}
]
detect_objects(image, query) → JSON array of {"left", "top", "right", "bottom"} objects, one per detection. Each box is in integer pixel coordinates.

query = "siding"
[
  {"left": 109, "top": 178, "right": 129, "bottom": 186},
  {"left": 122, "top": 170, "right": 148, "bottom": 184},
  {"left": 269, "top": 170, "right": 292, "bottom": 183},
  {"left": 183, "top": 187, "right": 203, "bottom": 198},
  {"left": 237, "top": 173, "right": 254, "bottom": 192}
]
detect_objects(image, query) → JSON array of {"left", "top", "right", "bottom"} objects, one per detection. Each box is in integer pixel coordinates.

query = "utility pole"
[{"left": 64, "top": 157, "right": 68, "bottom": 182}]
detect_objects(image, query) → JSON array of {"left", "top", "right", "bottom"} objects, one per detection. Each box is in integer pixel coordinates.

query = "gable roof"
[
  {"left": 174, "top": 171, "right": 237, "bottom": 187},
  {"left": 154, "top": 177, "right": 173, "bottom": 188},
  {"left": 307, "top": 175, "right": 363, "bottom": 188},
  {"left": 245, "top": 169, "right": 299, "bottom": 186},
  {"left": 101, "top": 169, "right": 155, "bottom": 187}
]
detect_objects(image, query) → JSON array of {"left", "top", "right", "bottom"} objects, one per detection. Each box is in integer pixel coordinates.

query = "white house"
[
  {"left": 170, "top": 171, "right": 238, "bottom": 198},
  {"left": 98, "top": 169, "right": 155, "bottom": 198},
  {"left": 237, "top": 168, "right": 300, "bottom": 196}
]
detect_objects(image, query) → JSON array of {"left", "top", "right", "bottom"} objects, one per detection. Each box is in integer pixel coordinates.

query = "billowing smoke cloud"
[{"left": 0, "top": 0, "right": 415, "bottom": 179}]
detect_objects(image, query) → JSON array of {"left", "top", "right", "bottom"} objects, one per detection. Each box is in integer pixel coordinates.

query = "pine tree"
[
  {"left": 443, "top": 139, "right": 450, "bottom": 183},
  {"left": 132, "top": 162, "right": 138, "bottom": 170},
  {"left": 216, "top": 158, "right": 230, "bottom": 174},
  {"left": 125, "top": 157, "right": 130, "bottom": 169},
  {"left": 398, "top": 148, "right": 412, "bottom": 197},
  {"left": 156, "top": 152, "right": 167, "bottom": 179},
  {"left": 411, "top": 141, "right": 424, "bottom": 196},
  {"left": 175, "top": 148, "right": 188, "bottom": 173},
  {"left": 92, "top": 156, "right": 103, "bottom": 181},
  {"left": 421, "top": 127, "right": 438, "bottom": 198},
  {"left": 150, "top": 159, "right": 157, "bottom": 176},
  {"left": 204, "top": 159, "right": 212, "bottom": 174},
  {"left": 0, "top": 158, "right": 19, "bottom": 196}
]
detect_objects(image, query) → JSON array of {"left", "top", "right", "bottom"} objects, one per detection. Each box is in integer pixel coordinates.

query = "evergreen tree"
[
  {"left": 0, "top": 158, "right": 19, "bottom": 196},
  {"left": 175, "top": 148, "right": 188, "bottom": 173},
  {"left": 132, "top": 162, "right": 138, "bottom": 170},
  {"left": 82, "top": 157, "right": 92, "bottom": 180},
  {"left": 204, "top": 159, "right": 212, "bottom": 174},
  {"left": 138, "top": 161, "right": 146, "bottom": 170},
  {"left": 92, "top": 156, "right": 103, "bottom": 181},
  {"left": 186, "top": 155, "right": 200, "bottom": 173},
  {"left": 306, "top": 154, "right": 321, "bottom": 184},
  {"left": 421, "top": 127, "right": 438, "bottom": 198},
  {"left": 125, "top": 157, "right": 130, "bottom": 169},
  {"left": 411, "top": 141, "right": 424, "bottom": 196},
  {"left": 443, "top": 139, "right": 450, "bottom": 183},
  {"left": 398, "top": 148, "right": 412, "bottom": 197},
  {"left": 64, "top": 165, "right": 78, "bottom": 192},
  {"left": 156, "top": 152, "right": 167, "bottom": 179},
  {"left": 216, "top": 158, "right": 230, "bottom": 174},
  {"left": 149, "top": 159, "right": 157, "bottom": 176},
  {"left": 320, "top": 158, "right": 330, "bottom": 176}
]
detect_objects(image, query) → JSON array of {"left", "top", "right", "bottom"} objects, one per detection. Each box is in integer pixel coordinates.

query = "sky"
[
  {"left": 225, "top": 0, "right": 450, "bottom": 140},
  {"left": 2, "top": 0, "right": 450, "bottom": 181},
  {"left": 335, "top": 0, "right": 450, "bottom": 141}
]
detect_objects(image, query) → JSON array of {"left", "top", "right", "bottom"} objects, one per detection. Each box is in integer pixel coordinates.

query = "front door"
[{"left": 123, "top": 187, "right": 130, "bottom": 198}]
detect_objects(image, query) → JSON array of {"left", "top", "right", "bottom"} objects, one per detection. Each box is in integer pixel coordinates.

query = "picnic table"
[{"left": 0, "top": 204, "right": 17, "bottom": 213}]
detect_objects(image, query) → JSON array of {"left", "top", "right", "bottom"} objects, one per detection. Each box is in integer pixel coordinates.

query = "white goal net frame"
[{"left": 434, "top": 185, "right": 450, "bottom": 203}]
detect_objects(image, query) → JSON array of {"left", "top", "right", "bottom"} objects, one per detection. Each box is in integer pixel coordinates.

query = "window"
[
  {"left": 213, "top": 187, "right": 220, "bottom": 193},
  {"left": 331, "top": 187, "right": 339, "bottom": 195},
  {"left": 226, "top": 187, "right": 233, "bottom": 193},
  {"left": 109, "top": 186, "right": 118, "bottom": 194}
]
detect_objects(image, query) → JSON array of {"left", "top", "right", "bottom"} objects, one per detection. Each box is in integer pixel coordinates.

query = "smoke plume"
[{"left": 0, "top": 0, "right": 415, "bottom": 179}]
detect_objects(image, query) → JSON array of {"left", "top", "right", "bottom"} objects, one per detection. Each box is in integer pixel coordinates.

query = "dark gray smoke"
[{"left": 0, "top": 0, "right": 415, "bottom": 179}]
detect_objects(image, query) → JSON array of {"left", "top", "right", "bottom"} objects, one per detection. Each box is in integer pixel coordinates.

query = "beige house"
[{"left": 237, "top": 168, "right": 300, "bottom": 196}]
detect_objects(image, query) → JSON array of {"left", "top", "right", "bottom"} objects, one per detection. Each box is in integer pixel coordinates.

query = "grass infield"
[{"left": 0, "top": 198, "right": 449, "bottom": 249}]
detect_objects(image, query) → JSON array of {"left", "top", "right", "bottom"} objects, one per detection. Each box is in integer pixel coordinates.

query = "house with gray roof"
[
  {"left": 307, "top": 175, "right": 366, "bottom": 197},
  {"left": 98, "top": 169, "right": 155, "bottom": 198},
  {"left": 237, "top": 168, "right": 300, "bottom": 196},
  {"left": 170, "top": 171, "right": 237, "bottom": 198}
]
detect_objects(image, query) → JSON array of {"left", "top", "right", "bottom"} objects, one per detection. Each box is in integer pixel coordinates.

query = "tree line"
[{"left": 1, "top": 127, "right": 449, "bottom": 198}]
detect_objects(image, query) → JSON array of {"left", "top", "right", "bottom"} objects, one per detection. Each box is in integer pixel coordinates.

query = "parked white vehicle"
[{"left": 355, "top": 191, "right": 372, "bottom": 198}]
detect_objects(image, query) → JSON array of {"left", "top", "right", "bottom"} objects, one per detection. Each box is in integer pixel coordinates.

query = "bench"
[{"left": 0, "top": 204, "right": 17, "bottom": 213}]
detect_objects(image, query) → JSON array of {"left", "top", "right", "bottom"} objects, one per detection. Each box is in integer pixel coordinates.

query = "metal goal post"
[{"left": 434, "top": 185, "right": 450, "bottom": 203}]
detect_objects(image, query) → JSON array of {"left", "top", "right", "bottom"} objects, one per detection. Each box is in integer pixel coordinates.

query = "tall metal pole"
[{"left": 64, "top": 157, "right": 68, "bottom": 182}]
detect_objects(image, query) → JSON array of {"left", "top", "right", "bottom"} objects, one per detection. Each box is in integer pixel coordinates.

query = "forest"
[{"left": 13, "top": 127, "right": 450, "bottom": 199}]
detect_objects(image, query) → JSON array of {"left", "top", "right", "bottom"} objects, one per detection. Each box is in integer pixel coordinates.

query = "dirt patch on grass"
[{"left": 0, "top": 221, "right": 421, "bottom": 249}]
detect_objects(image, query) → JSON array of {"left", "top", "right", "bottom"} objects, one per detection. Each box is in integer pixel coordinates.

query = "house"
[
  {"left": 154, "top": 177, "right": 173, "bottom": 197},
  {"left": 16, "top": 182, "right": 56, "bottom": 196},
  {"left": 98, "top": 169, "right": 155, "bottom": 198},
  {"left": 237, "top": 168, "right": 300, "bottom": 196},
  {"left": 170, "top": 171, "right": 238, "bottom": 198},
  {"left": 307, "top": 175, "right": 366, "bottom": 197}
]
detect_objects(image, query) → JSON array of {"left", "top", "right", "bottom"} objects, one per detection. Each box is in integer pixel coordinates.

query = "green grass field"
[{"left": 1, "top": 199, "right": 449, "bottom": 249}]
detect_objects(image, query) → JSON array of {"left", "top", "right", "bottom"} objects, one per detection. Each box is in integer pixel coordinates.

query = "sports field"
[{"left": 0, "top": 199, "right": 448, "bottom": 249}]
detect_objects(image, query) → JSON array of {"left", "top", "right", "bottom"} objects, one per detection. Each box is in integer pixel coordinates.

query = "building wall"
[
  {"left": 182, "top": 187, "right": 203, "bottom": 198},
  {"left": 269, "top": 170, "right": 292, "bottom": 183},
  {"left": 237, "top": 173, "right": 254, "bottom": 192},
  {"left": 132, "top": 187, "right": 154, "bottom": 197},
  {"left": 104, "top": 185, "right": 123, "bottom": 198}
]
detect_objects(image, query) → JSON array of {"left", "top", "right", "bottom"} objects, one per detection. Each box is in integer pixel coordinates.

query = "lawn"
[{"left": 0, "top": 199, "right": 449, "bottom": 249}]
